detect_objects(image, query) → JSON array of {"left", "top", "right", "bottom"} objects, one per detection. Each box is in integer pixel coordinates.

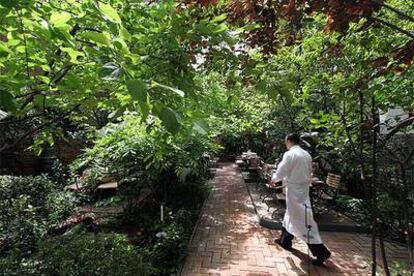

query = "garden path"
[{"left": 180, "top": 163, "right": 409, "bottom": 276}]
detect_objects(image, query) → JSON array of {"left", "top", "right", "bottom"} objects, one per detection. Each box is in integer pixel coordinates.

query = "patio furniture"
[
  {"left": 313, "top": 173, "right": 342, "bottom": 215},
  {"left": 258, "top": 163, "right": 275, "bottom": 201}
]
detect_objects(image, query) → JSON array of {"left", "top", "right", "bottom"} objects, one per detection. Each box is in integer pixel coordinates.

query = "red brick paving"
[{"left": 180, "top": 163, "right": 409, "bottom": 276}]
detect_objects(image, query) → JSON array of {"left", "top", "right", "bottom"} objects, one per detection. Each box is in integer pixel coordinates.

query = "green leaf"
[
  {"left": 61, "top": 47, "right": 84, "bottom": 63},
  {"left": 53, "top": 28, "right": 75, "bottom": 47},
  {"left": 151, "top": 81, "right": 185, "bottom": 97},
  {"left": 193, "top": 120, "right": 209, "bottom": 135},
  {"left": 98, "top": 2, "right": 121, "bottom": 23},
  {"left": 99, "top": 62, "right": 122, "bottom": 81},
  {"left": 113, "top": 38, "right": 129, "bottom": 54},
  {"left": 120, "top": 26, "right": 131, "bottom": 41},
  {"left": 210, "top": 14, "right": 227, "bottom": 24},
  {"left": 127, "top": 79, "right": 147, "bottom": 102},
  {"left": 0, "top": 0, "right": 20, "bottom": 8},
  {"left": 126, "top": 79, "right": 150, "bottom": 119},
  {"left": 195, "top": 22, "right": 209, "bottom": 34},
  {"left": 0, "top": 90, "right": 17, "bottom": 112},
  {"left": 50, "top": 12, "right": 71, "bottom": 28},
  {"left": 159, "top": 107, "right": 179, "bottom": 134},
  {"left": 108, "top": 106, "right": 126, "bottom": 120},
  {"left": 256, "top": 62, "right": 267, "bottom": 68},
  {"left": 0, "top": 42, "right": 11, "bottom": 57},
  {"left": 243, "top": 23, "right": 260, "bottom": 31},
  {"left": 212, "top": 23, "right": 227, "bottom": 34},
  {"left": 267, "top": 90, "right": 278, "bottom": 101},
  {"left": 310, "top": 118, "right": 320, "bottom": 125},
  {"left": 82, "top": 31, "right": 110, "bottom": 45}
]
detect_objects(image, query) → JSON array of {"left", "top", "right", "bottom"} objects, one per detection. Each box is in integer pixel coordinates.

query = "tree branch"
[
  {"left": 0, "top": 112, "right": 45, "bottom": 125},
  {"left": 384, "top": 116, "right": 414, "bottom": 141},
  {"left": 15, "top": 9, "right": 31, "bottom": 81},
  {"left": 371, "top": 16, "right": 414, "bottom": 39},
  {"left": 50, "top": 65, "right": 73, "bottom": 86},
  {"left": 371, "top": 0, "right": 414, "bottom": 23},
  {"left": 0, "top": 104, "right": 81, "bottom": 153}
]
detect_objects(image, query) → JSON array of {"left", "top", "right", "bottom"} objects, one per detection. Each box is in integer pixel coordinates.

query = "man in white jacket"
[{"left": 272, "top": 133, "right": 331, "bottom": 266}]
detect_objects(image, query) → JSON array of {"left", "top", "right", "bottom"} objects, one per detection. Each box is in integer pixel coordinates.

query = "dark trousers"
[{"left": 279, "top": 227, "right": 331, "bottom": 259}]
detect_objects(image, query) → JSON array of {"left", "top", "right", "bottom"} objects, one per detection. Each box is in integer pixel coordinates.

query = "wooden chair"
[
  {"left": 258, "top": 163, "right": 270, "bottom": 199},
  {"left": 317, "top": 173, "right": 341, "bottom": 214},
  {"left": 249, "top": 157, "right": 261, "bottom": 171},
  {"left": 257, "top": 161, "right": 264, "bottom": 180},
  {"left": 255, "top": 161, "right": 265, "bottom": 190},
  {"left": 259, "top": 164, "right": 285, "bottom": 212}
]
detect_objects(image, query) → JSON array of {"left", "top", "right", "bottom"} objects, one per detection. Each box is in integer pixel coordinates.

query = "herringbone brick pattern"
[{"left": 180, "top": 163, "right": 409, "bottom": 276}]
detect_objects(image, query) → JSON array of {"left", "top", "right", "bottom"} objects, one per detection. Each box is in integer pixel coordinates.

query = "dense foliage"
[
  {"left": 0, "top": 175, "right": 76, "bottom": 255},
  {"left": 1, "top": 0, "right": 414, "bottom": 274},
  {"left": 0, "top": 229, "right": 154, "bottom": 275},
  {"left": 73, "top": 113, "right": 216, "bottom": 201}
]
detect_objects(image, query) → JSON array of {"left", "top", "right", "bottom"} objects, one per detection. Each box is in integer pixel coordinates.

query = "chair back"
[{"left": 326, "top": 173, "right": 341, "bottom": 189}]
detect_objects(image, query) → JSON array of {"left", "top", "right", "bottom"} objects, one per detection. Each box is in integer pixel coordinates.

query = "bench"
[{"left": 66, "top": 181, "right": 85, "bottom": 191}]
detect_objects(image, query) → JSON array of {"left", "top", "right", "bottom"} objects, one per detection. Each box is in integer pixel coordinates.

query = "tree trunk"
[
  {"left": 378, "top": 221, "right": 390, "bottom": 276},
  {"left": 370, "top": 95, "right": 378, "bottom": 275},
  {"left": 400, "top": 165, "right": 414, "bottom": 272}
]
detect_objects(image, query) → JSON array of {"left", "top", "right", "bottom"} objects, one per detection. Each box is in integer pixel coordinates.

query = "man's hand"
[{"left": 271, "top": 180, "right": 282, "bottom": 187}]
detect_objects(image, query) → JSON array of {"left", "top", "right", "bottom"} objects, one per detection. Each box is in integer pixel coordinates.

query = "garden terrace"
[
  {"left": 1, "top": 0, "right": 413, "bottom": 275},
  {"left": 180, "top": 163, "right": 409, "bottom": 275}
]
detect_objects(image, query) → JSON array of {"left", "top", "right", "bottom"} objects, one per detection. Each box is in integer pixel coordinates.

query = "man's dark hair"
[{"left": 285, "top": 133, "right": 301, "bottom": 144}]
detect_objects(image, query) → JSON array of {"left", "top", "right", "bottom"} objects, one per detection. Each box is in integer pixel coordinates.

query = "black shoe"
[
  {"left": 274, "top": 239, "right": 292, "bottom": 251},
  {"left": 311, "top": 251, "right": 331, "bottom": 266}
]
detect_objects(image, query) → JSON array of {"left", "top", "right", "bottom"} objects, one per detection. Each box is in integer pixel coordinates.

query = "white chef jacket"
[{"left": 272, "top": 145, "right": 322, "bottom": 244}]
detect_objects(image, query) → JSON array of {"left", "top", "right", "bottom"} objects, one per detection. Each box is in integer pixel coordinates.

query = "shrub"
[
  {"left": 73, "top": 114, "right": 217, "bottom": 209},
  {"left": 377, "top": 194, "right": 404, "bottom": 224},
  {"left": 335, "top": 194, "right": 368, "bottom": 222},
  {"left": 0, "top": 175, "right": 76, "bottom": 253},
  {"left": 40, "top": 231, "right": 153, "bottom": 276},
  {"left": 151, "top": 209, "right": 194, "bottom": 275},
  {"left": 0, "top": 230, "right": 154, "bottom": 276}
]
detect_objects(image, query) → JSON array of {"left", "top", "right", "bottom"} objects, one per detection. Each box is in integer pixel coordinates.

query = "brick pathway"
[{"left": 180, "top": 163, "right": 409, "bottom": 276}]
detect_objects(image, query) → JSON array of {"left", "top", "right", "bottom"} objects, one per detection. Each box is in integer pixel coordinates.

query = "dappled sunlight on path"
[{"left": 180, "top": 163, "right": 408, "bottom": 276}]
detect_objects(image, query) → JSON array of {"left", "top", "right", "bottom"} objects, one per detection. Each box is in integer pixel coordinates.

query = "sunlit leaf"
[
  {"left": 212, "top": 23, "right": 227, "bottom": 34},
  {"left": 50, "top": 12, "right": 71, "bottom": 28},
  {"left": 98, "top": 2, "right": 121, "bottom": 23},
  {"left": 120, "top": 26, "right": 131, "bottom": 41},
  {"left": 211, "top": 14, "right": 227, "bottom": 23},
  {"left": 243, "top": 24, "right": 260, "bottom": 31},
  {"left": 152, "top": 81, "right": 185, "bottom": 97},
  {"left": 193, "top": 119, "right": 209, "bottom": 135},
  {"left": 61, "top": 47, "right": 84, "bottom": 63},
  {"left": 99, "top": 62, "right": 122, "bottom": 81},
  {"left": 82, "top": 31, "right": 110, "bottom": 45}
]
